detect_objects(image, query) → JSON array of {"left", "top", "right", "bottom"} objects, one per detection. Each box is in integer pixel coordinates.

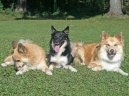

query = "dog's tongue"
[{"left": 54, "top": 45, "right": 60, "bottom": 52}]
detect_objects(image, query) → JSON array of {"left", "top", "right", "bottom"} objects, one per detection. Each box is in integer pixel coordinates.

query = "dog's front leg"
[
  {"left": 113, "top": 68, "right": 128, "bottom": 76},
  {"left": 63, "top": 65, "right": 77, "bottom": 72},
  {"left": 1, "top": 62, "right": 14, "bottom": 67},
  {"left": 88, "top": 62, "right": 102, "bottom": 71},
  {"left": 1, "top": 55, "right": 14, "bottom": 67},
  {"left": 49, "top": 64, "right": 55, "bottom": 71}
]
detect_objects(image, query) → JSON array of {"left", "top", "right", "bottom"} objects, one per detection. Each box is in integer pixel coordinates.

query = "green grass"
[{"left": 0, "top": 17, "right": 129, "bottom": 96}]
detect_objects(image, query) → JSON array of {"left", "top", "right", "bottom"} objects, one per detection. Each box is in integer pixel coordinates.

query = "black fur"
[{"left": 47, "top": 26, "right": 73, "bottom": 65}]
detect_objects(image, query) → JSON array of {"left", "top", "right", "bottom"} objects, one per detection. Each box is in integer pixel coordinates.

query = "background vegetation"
[{"left": 0, "top": 0, "right": 129, "bottom": 19}]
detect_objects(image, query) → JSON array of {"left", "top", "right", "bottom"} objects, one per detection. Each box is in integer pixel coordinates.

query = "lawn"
[{"left": 0, "top": 17, "right": 129, "bottom": 96}]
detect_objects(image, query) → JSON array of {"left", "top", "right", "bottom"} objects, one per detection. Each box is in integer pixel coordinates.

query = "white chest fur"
[
  {"left": 100, "top": 61, "right": 121, "bottom": 71},
  {"left": 51, "top": 55, "right": 68, "bottom": 66},
  {"left": 99, "top": 47, "right": 123, "bottom": 71}
]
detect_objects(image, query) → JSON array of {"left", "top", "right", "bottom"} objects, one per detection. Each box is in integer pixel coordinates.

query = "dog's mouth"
[
  {"left": 108, "top": 53, "right": 116, "bottom": 60},
  {"left": 54, "top": 43, "right": 60, "bottom": 53},
  {"left": 52, "top": 40, "right": 66, "bottom": 53},
  {"left": 107, "top": 50, "right": 116, "bottom": 60}
]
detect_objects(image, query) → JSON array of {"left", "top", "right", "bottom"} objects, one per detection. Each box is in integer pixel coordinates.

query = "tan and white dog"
[
  {"left": 71, "top": 32, "right": 128, "bottom": 76},
  {"left": 1, "top": 40, "right": 52, "bottom": 75}
]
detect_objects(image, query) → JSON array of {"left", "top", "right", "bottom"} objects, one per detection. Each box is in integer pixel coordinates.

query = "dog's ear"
[
  {"left": 51, "top": 26, "right": 56, "bottom": 34},
  {"left": 63, "top": 26, "right": 69, "bottom": 34},
  {"left": 96, "top": 43, "right": 101, "bottom": 49},
  {"left": 18, "top": 43, "right": 26, "bottom": 53},
  {"left": 12, "top": 41, "right": 18, "bottom": 49},
  {"left": 101, "top": 32, "right": 110, "bottom": 41},
  {"left": 115, "top": 32, "right": 123, "bottom": 43}
]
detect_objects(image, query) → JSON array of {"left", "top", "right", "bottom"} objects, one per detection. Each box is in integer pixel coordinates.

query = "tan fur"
[
  {"left": 71, "top": 42, "right": 85, "bottom": 65},
  {"left": 14, "top": 43, "right": 46, "bottom": 66},
  {"left": 83, "top": 43, "right": 99, "bottom": 65},
  {"left": 2, "top": 55, "right": 14, "bottom": 66},
  {"left": 71, "top": 42, "right": 99, "bottom": 66},
  {"left": 72, "top": 37, "right": 121, "bottom": 67},
  {"left": 1, "top": 40, "right": 52, "bottom": 75},
  {"left": 72, "top": 32, "right": 128, "bottom": 76}
]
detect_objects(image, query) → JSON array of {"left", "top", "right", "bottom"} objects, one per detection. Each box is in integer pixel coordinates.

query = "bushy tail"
[
  {"left": 71, "top": 42, "right": 83, "bottom": 56},
  {"left": 71, "top": 42, "right": 85, "bottom": 65}
]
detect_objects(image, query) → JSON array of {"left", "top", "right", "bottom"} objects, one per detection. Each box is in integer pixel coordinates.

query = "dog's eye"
[
  {"left": 106, "top": 44, "right": 110, "bottom": 46},
  {"left": 16, "top": 60, "right": 20, "bottom": 62},
  {"left": 114, "top": 44, "right": 118, "bottom": 46}
]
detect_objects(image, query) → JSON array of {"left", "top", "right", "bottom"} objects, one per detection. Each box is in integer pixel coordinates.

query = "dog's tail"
[
  {"left": 71, "top": 42, "right": 83, "bottom": 57},
  {"left": 71, "top": 42, "right": 83, "bottom": 47},
  {"left": 71, "top": 42, "right": 85, "bottom": 65}
]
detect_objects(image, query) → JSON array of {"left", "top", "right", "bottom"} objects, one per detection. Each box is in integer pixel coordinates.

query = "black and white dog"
[{"left": 47, "top": 26, "right": 77, "bottom": 73}]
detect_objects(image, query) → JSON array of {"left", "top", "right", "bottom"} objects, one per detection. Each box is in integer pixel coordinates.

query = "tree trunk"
[
  {"left": 53, "top": 0, "right": 57, "bottom": 12},
  {"left": 107, "top": 0, "right": 123, "bottom": 16},
  {"left": 15, "top": 0, "right": 27, "bottom": 12}
]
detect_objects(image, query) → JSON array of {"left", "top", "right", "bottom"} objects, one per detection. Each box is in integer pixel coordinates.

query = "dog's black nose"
[
  {"left": 110, "top": 49, "right": 114, "bottom": 54},
  {"left": 14, "top": 67, "right": 18, "bottom": 72}
]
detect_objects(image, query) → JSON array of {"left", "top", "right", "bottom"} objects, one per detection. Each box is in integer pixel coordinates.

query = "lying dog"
[
  {"left": 71, "top": 32, "right": 128, "bottom": 76},
  {"left": 1, "top": 40, "right": 52, "bottom": 75},
  {"left": 47, "top": 26, "right": 77, "bottom": 72}
]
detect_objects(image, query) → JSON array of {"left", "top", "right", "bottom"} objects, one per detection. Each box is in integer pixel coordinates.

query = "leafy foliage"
[
  {"left": 123, "top": 0, "right": 129, "bottom": 14},
  {"left": 0, "top": 0, "right": 128, "bottom": 19}
]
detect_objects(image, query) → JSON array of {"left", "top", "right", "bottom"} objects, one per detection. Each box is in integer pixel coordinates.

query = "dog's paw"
[
  {"left": 122, "top": 72, "right": 128, "bottom": 76},
  {"left": 55, "top": 65, "right": 61, "bottom": 68},
  {"left": 46, "top": 70, "right": 53, "bottom": 75},
  {"left": 91, "top": 67, "right": 101, "bottom": 71},
  {"left": 1, "top": 63, "right": 7, "bottom": 67},
  {"left": 48, "top": 65, "right": 54, "bottom": 71},
  {"left": 16, "top": 71, "right": 23, "bottom": 75},
  {"left": 114, "top": 68, "right": 129, "bottom": 76},
  {"left": 64, "top": 65, "right": 78, "bottom": 72},
  {"left": 70, "top": 68, "right": 77, "bottom": 72},
  {"left": 80, "top": 63, "right": 85, "bottom": 65}
]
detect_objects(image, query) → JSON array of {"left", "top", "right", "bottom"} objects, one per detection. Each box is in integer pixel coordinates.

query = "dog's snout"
[
  {"left": 54, "top": 39, "right": 59, "bottom": 44},
  {"left": 110, "top": 49, "right": 114, "bottom": 53},
  {"left": 55, "top": 42, "right": 59, "bottom": 45}
]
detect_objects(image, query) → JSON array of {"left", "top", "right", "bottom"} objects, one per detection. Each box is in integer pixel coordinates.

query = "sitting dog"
[
  {"left": 1, "top": 40, "right": 52, "bottom": 75},
  {"left": 47, "top": 26, "right": 77, "bottom": 72},
  {"left": 71, "top": 32, "right": 128, "bottom": 76}
]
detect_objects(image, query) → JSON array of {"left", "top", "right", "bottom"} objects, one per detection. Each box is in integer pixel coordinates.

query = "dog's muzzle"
[
  {"left": 14, "top": 62, "right": 27, "bottom": 72},
  {"left": 107, "top": 49, "right": 116, "bottom": 60},
  {"left": 53, "top": 41, "right": 65, "bottom": 53}
]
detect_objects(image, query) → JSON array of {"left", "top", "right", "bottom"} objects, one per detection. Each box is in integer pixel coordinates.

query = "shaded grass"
[{"left": 0, "top": 18, "right": 129, "bottom": 96}]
